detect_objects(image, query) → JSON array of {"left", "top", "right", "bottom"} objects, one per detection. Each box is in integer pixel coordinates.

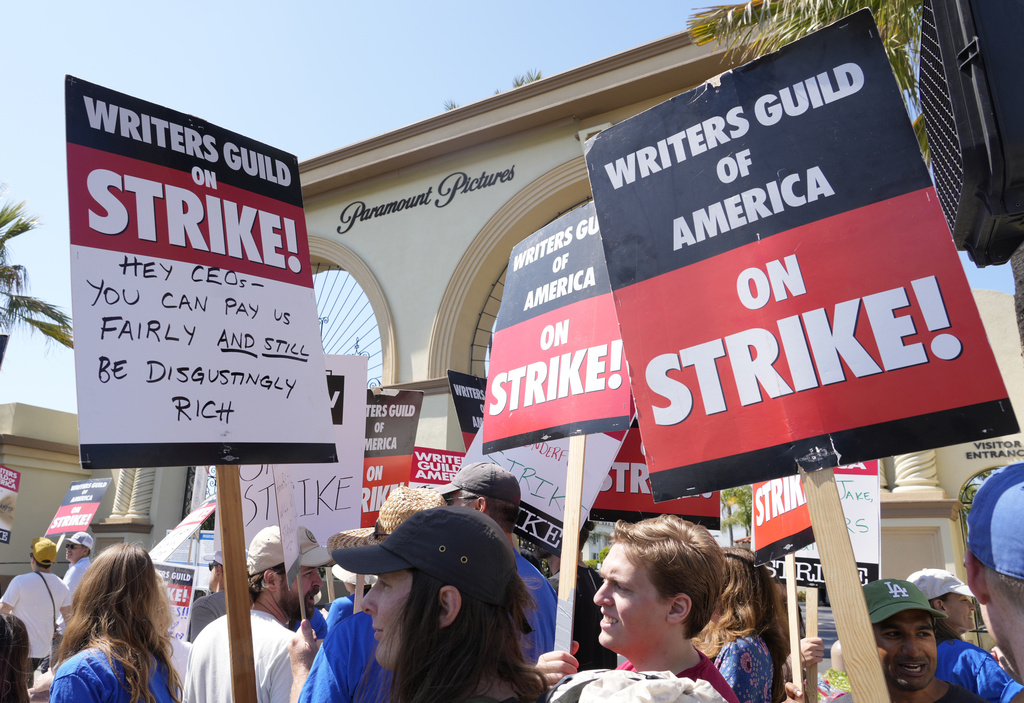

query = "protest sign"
[
  {"left": 589, "top": 428, "right": 720, "bottom": 527},
  {"left": 447, "top": 370, "right": 486, "bottom": 450},
  {"left": 65, "top": 76, "right": 336, "bottom": 469},
  {"left": 483, "top": 203, "right": 632, "bottom": 453},
  {"left": 464, "top": 429, "right": 625, "bottom": 554},
  {"left": 362, "top": 390, "right": 422, "bottom": 527},
  {"left": 0, "top": 466, "right": 20, "bottom": 544},
  {"left": 155, "top": 562, "right": 196, "bottom": 641},
  {"left": 150, "top": 495, "right": 218, "bottom": 564},
  {"left": 239, "top": 355, "right": 368, "bottom": 545},
  {"left": 408, "top": 447, "right": 464, "bottom": 489},
  {"left": 45, "top": 477, "right": 112, "bottom": 537},
  {"left": 585, "top": 11, "right": 1017, "bottom": 499},
  {"left": 757, "top": 462, "right": 881, "bottom": 587}
]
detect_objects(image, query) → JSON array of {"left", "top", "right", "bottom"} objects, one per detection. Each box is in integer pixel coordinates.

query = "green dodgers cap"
[{"left": 863, "top": 579, "right": 946, "bottom": 624}]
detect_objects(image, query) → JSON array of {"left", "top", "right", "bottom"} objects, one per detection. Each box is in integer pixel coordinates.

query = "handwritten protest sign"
[
  {"left": 155, "top": 562, "right": 197, "bottom": 641},
  {"left": 756, "top": 462, "right": 881, "bottom": 587},
  {"left": 464, "top": 429, "right": 625, "bottom": 554},
  {"left": 483, "top": 203, "right": 632, "bottom": 453},
  {"left": 45, "top": 478, "right": 112, "bottom": 537},
  {"left": 589, "top": 428, "right": 720, "bottom": 527},
  {"left": 584, "top": 12, "right": 1017, "bottom": 499},
  {"left": 239, "top": 355, "right": 368, "bottom": 544},
  {"left": 362, "top": 390, "right": 422, "bottom": 527},
  {"left": 0, "top": 466, "right": 19, "bottom": 544},
  {"left": 65, "top": 76, "right": 336, "bottom": 469}
]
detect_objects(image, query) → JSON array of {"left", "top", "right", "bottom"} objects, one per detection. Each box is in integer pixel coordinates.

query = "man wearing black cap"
[
  {"left": 860, "top": 578, "right": 985, "bottom": 703},
  {"left": 438, "top": 461, "right": 557, "bottom": 662}
]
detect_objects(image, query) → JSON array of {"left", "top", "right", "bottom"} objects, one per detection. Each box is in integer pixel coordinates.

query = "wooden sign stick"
[
  {"left": 325, "top": 567, "right": 336, "bottom": 602},
  {"left": 217, "top": 465, "right": 258, "bottom": 703},
  {"left": 806, "top": 587, "right": 819, "bottom": 703},
  {"left": 800, "top": 467, "right": 886, "bottom": 701},
  {"left": 553, "top": 434, "right": 587, "bottom": 654},
  {"left": 785, "top": 554, "right": 803, "bottom": 688},
  {"left": 354, "top": 574, "right": 365, "bottom": 613}
]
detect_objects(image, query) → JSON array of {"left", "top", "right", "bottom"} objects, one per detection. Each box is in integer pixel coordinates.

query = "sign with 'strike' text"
[
  {"left": 584, "top": 10, "right": 1017, "bottom": 499},
  {"left": 66, "top": 76, "right": 336, "bottom": 469}
]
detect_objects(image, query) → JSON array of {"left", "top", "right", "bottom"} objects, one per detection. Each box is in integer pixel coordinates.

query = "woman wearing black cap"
[{"left": 333, "top": 505, "right": 546, "bottom": 703}]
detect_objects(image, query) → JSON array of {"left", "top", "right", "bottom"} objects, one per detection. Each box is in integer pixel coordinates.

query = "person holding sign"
[
  {"left": 695, "top": 547, "right": 788, "bottom": 703},
  {"left": 184, "top": 525, "right": 331, "bottom": 703},
  {"left": 332, "top": 506, "right": 547, "bottom": 703},
  {"left": 49, "top": 544, "right": 179, "bottom": 703}
]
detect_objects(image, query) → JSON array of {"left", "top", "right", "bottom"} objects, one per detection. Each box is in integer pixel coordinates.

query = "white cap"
[
  {"left": 907, "top": 568, "right": 974, "bottom": 600},
  {"left": 331, "top": 564, "right": 377, "bottom": 587},
  {"left": 247, "top": 525, "right": 332, "bottom": 575},
  {"left": 67, "top": 532, "right": 94, "bottom": 550}
]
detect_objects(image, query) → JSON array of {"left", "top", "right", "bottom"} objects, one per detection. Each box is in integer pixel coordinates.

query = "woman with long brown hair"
[
  {"left": 0, "top": 612, "right": 30, "bottom": 703},
  {"left": 333, "top": 506, "right": 546, "bottom": 703},
  {"left": 694, "top": 546, "right": 789, "bottom": 703},
  {"left": 49, "top": 543, "right": 180, "bottom": 703}
]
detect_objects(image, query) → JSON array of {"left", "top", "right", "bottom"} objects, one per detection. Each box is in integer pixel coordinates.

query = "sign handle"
[
  {"left": 326, "top": 567, "right": 336, "bottom": 603},
  {"left": 785, "top": 554, "right": 802, "bottom": 688},
  {"left": 553, "top": 434, "right": 587, "bottom": 654},
  {"left": 217, "top": 465, "right": 258, "bottom": 703},
  {"left": 806, "top": 587, "right": 819, "bottom": 703},
  {"left": 800, "top": 467, "right": 886, "bottom": 701},
  {"left": 354, "top": 573, "right": 364, "bottom": 613}
]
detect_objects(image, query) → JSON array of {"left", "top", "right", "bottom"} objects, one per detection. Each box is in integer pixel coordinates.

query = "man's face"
[
  {"left": 363, "top": 569, "right": 413, "bottom": 670},
  {"left": 65, "top": 543, "right": 87, "bottom": 565},
  {"left": 937, "top": 593, "right": 975, "bottom": 635},
  {"left": 873, "top": 609, "right": 938, "bottom": 694},
  {"left": 277, "top": 565, "right": 323, "bottom": 623},
  {"left": 594, "top": 543, "right": 675, "bottom": 662}
]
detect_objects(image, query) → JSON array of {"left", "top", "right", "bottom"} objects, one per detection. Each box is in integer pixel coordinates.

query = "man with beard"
[
  {"left": 184, "top": 525, "right": 332, "bottom": 703},
  {"left": 863, "top": 578, "right": 985, "bottom": 703}
]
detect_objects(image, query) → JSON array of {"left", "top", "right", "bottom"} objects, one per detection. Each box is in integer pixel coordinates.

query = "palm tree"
[
  {"left": 720, "top": 484, "right": 752, "bottom": 544},
  {"left": 444, "top": 70, "right": 544, "bottom": 111},
  {"left": 688, "top": 0, "right": 1024, "bottom": 348},
  {"left": 0, "top": 188, "right": 73, "bottom": 348}
]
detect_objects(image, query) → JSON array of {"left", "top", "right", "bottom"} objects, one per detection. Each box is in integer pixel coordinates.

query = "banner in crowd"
[
  {"left": 155, "top": 562, "right": 197, "bottom": 641},
  {"left": 584, "top": 11, "right": 1017, "bottom": 500},
  {"left": 0, "top": 466, "right": 20, "bottom": 544},
  {"left": 755, "top": 461, "right": 881, "bottom": 587},
  {"left": 464, "top": 428, "right": 626, "bottom": 554},
  {"left": 150, "top": 495, "right": 218, "bottom": 564},
  {"left": 589, "top": 428, "right": 720, "bottom": 528},
  {"left": 483, "top": 202, "right": 632, "bottom": 453},
  {"left": 45, "top": 477, "right": 112, "bottom": 537},
  {"left": 408, "top": 447, "right": 465, "bottom": 489},
  {"left": 448, "top": 370, "right": 486, "bottom": 450},
  {"left": 239, "top": 355, "right": 368, "bottom": 545},
  {"left": 66, "top": 76, "right": 336, "bottom": 469},
  {"left": 362, "top": 390, "right": 422, "bottom": 527}
]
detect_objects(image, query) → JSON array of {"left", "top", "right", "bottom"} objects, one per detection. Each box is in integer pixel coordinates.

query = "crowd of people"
[{"left": 1, "top": 460, "right": 1023, "bottom": 703}]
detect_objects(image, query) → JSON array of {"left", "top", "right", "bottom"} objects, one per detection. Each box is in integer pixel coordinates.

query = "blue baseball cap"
[{"left": 968, "top": 463, "right": 1024, "bottom": 580}]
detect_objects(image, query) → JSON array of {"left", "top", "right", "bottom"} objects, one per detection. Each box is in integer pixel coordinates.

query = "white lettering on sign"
[{"left": 754, "top": 475, "right": 807, "bottom": 526}]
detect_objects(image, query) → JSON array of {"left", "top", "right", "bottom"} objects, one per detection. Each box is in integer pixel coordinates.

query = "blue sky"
[{"left": 1, "top": 1, "right": 1015, "bottom": 414}]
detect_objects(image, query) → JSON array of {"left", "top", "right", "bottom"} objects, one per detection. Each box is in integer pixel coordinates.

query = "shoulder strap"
[{"left": 35, "top": 572, "right": 57, "bottom": 628}]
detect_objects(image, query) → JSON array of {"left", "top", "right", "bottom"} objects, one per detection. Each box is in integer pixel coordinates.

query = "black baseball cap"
[
  {"left": 436, "top": 462, "right": 521, "bottom": 503},
  {"left": 333, "top": 506, "right": 516, "bottom": 606}
]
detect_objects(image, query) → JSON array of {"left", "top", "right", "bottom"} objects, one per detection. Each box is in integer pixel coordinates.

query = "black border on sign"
[
  {"left": 649, "top": 398, "right": 1018, "bottom": 499},
  {"left": 482, "top": 414, "right": 631, "bottom": 455},
  {"left": 80, "top": 442, "right": 338, "bottom": 470},
  {"left": 753, "top": 526, "right": 816, "bottom": 566}
]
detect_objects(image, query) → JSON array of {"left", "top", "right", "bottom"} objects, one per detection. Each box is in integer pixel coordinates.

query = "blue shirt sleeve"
[
  {"left": 516, "top": 551, "right": 557, "bottom": 662},
  {"left": 299, "top": 611, "right": 388, "bottom": 703},
  {"left": 325, "top": 596, "right": 356, "bottom": 631},
  {"left": 938, "top": 639, "right": 1024, "bottom": 703}
]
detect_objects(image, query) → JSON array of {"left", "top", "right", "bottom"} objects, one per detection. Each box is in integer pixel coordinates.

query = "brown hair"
[
  {"left": 694, "top": 547, "right": 789, "bottom": 703},
  {"left": 386, "top": 569, "right": 545, "bottom": 703},
  {"left": 613, "top": 515, "right": 725, "bottom": 638},
  {"left": 57, "top": 544, "right": 181, "bottom": 703},
  {"left": 0, "top": 613, "right": 29, "bottom": 703}
]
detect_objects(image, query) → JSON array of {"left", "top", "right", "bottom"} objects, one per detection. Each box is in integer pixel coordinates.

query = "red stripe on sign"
[
  {"left": 616, "top": 188, "right": 1008, "bottom": 474},
  {"left": 67, "top": 143, "right": 313, "bottom": 288}
]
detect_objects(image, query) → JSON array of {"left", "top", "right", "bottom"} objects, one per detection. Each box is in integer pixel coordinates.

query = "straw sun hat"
[{"left": 327, "top": 485, "right": 445, "bottom": 551}]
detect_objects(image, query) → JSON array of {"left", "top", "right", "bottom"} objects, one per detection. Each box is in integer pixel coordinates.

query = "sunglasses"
[{"left": 208, "top": 562, "right": 222, "bottom": 570}]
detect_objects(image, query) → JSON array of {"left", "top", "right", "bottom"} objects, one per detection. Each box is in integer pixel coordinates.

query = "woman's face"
[{"left": 362, "top": 569, "right": 413, "bottom": 670}]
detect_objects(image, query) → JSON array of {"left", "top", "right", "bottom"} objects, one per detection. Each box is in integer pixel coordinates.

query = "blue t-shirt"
[
  {"left": 713, "top": 636, "right": 774, "bottom": 703},
  {"left": 50, "top": 648, "right": 176, "bottom": 703},
  {"left": 516, "top": 550, "right": 557, "bottom": 663},
  {"left": 326, "top": 595, "right": 356, "bottom": 631},
  {"left": 299, "top": 610, "right": 388, "bottom": 703},
  {"left": 307, "top": 605, "right": 329, "bottom": 640},
  {"left": 937, "top": 638, "right": 1024, "bottom": 703}
]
